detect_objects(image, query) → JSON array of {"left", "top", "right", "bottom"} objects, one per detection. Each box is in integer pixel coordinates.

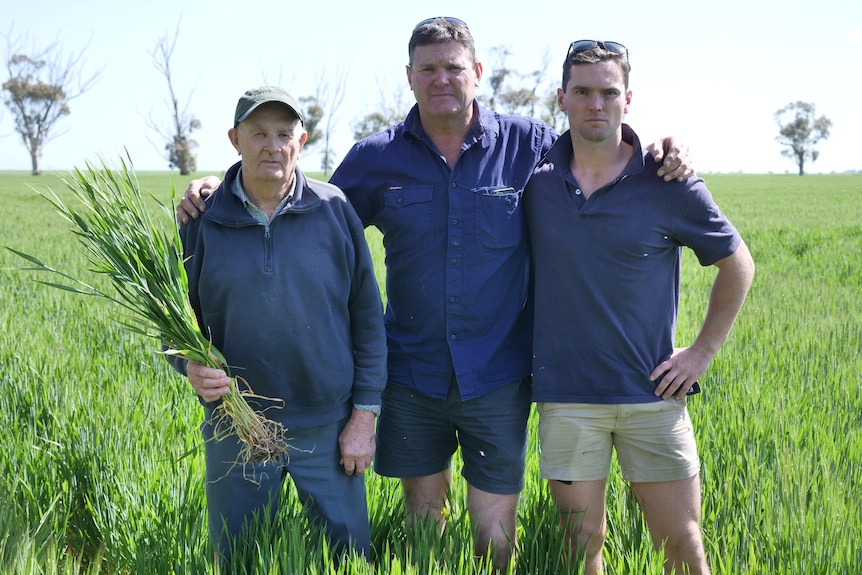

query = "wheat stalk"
[{"left": 7, "top": 154, "right": 288, "bottom": 464}]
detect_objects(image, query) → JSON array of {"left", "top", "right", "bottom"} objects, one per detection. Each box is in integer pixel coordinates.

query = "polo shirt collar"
[{"left": 547, "top": 123, "right": 646, "bottom": 178}]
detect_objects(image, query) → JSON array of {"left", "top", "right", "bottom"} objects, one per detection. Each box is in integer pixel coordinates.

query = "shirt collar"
[
  {"left": 233, "top": 172, "right": 296, "bottom": 223},
  {"left": 403, "top": 100, "right": 499, "bottom": 144},
  {"left": 545, "top": 123, "right": 645, "bottom": 177}
]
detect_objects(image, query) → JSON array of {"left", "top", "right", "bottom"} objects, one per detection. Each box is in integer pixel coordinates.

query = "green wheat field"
[{"left": 1, "top": 168, "right": 860, "bottom": 574}]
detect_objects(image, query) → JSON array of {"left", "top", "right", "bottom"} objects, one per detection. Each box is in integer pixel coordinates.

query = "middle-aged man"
[
  {"left": 523, "top": 41, "right": 755, "bottom": 574},
  {"left": 175, "top": 19, "right": 691, "bottom": 571},
  {"left": 167, "top": 86, "right": 387, "bottom": 568}
]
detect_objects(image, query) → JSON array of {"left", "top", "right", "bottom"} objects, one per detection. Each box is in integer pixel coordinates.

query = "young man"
[
  {"left": 168, "top": 86, "right": 387, "bottom": 567},
  {"left": 176, "top": 20, "right": 692, "bottom": 571},
  {"left": 524, "top": 41, "right": 755, "bottom": 574}
]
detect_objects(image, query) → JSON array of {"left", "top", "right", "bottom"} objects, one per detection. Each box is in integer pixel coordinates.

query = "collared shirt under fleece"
[
  {"left": 170, "top": 161, "right": 387, "bottom": 428},
  {"left": 330, "top": 102, "right": 556, "bottom": 400},
  {"left": 524, "top": 124, "right": 742, "bottom": 404}
]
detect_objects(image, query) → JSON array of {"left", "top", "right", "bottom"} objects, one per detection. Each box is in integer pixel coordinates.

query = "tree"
[
  {"left": 298, "top": 95, "right": 324, "bottom": 148},
  {"left": 299, "top": 67, "right": 346, "bottom": 176},
  {"left": 480, "top": 45, "right": 554, "bottom": 119},
  {"left": 320, "top": 146, "right": 337, "bottom": 174},
  {"left": 352, "top": 82, "right": 410, "bottom": 141},
  {"left": 147, "top": 24, "right": 199, "bottom": 175},
  {"left": 352, "top": 111, "right": 393, "bottom": 141},
  {"left": 484, "top": 45, "right": 512, "bottom": 111},
  {"left": 774, "top": 101, "right": 832, "bottom": 175},
  {"left": 2, "top": 31, "right": 99, "bottom": 175},
  {"left": 540, "top": 91, "right": 567, "bottom": 134}
]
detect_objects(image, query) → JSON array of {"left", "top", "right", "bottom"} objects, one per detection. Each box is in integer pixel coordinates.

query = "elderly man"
[{"left": 168, "top": 86, "right": 387, "bottom": 568}]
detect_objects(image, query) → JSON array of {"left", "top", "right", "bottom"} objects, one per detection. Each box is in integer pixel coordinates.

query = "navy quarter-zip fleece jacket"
[{"left": 171, "top": 161, "right": 387, "bottom": 429}]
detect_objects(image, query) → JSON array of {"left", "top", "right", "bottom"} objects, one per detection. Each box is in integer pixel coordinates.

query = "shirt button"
[
  {"left": 450, "top": 334, "right": 456, "bottom": 340},
  {"left": 575, "top": 189, "right": 582, "bottom": 195},
  {"left": 451, "top": 183, "right": 457, "bottom": 189},
  {"left": 450, "top": 258, "right": 457, "bottom": 264},
  {"left": 398, "top": 196, "right": 404, "bottom": 203},
  {"left": 449, "top": 297, "right": 456, "bottom": 302},
  {"left": 452, "top": 219, "right": 458, "bottom": 225}
]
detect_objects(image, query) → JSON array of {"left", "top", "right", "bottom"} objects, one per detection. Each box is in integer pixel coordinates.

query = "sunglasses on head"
[
  {"left": 567, "top": 40, "right": 629, "bottom": 62},
  {"left": 413, "top": 16, "right": 469, "bottom": 30}
]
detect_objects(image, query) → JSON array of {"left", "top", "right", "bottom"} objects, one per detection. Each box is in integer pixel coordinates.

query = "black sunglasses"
[
  {"left": 567, "top": 40, "right": 629, "bottom": 62},
  {"left": 414, "top": 16, "right": 469, "bottom": 30}
]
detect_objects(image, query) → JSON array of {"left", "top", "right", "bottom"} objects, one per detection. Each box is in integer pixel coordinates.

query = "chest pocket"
[
  {"left": 383, "top": 185, "right": 435, "bottom": 246},
  {"left": 474, "top": 186, "right": 526, "bottom": 250}
]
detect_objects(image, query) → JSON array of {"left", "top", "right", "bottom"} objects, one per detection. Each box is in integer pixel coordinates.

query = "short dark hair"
[
  {"left": 408, "top": 17, "right": 476, "bottom": 66},
  {"left": 562, "top": 48, "right": 630, "bottom": 90}
]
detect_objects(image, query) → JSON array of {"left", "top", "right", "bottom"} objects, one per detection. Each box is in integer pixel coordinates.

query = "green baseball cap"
[{"left": 234, "top": 86, "right": 304, "bottom": 126}]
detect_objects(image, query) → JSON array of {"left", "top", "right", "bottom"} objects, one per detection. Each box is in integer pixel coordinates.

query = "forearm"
[
  {"left": 691, "top": 242, "right": 755, "bottom": 356},
  {"left": 162, "top": 347, "right": 189, "bottom": 376},
  {"left": 348, "top": 240, "right": 387, "bottom": 405}
]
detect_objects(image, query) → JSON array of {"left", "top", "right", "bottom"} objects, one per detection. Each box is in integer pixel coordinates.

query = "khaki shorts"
[{"left": 537, "top": 400, "right": 700, "bottom": 483}]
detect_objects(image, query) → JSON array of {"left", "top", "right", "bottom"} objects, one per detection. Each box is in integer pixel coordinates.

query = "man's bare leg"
[
  {"left": 549, "top": 479, "right": 608, "bottom": 574},
  {"left": 632, "top": 475, "right": 710, "bottom": 575},
  {"left": 402, "top": 470, "right": 451, "bottom": 529},
  {"left": 468, "top": 484, "right": 519, "bottom": 573}
]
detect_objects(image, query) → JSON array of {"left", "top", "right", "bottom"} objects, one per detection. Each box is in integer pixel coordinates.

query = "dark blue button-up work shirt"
[{"left": 330, "top": 103, "right": 556, "bottom": 400}]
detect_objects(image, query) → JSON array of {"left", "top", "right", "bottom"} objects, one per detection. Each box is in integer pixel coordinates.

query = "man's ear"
[
  {"left": 405, "top": 64, "right": 414, "bottom": 91},
  {"left": 228, "top": 127, "right": 241, "bottom": 155}
]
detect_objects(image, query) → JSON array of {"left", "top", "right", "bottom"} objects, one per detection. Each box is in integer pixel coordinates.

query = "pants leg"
[
  {"left": 286, "top": 417, "right": 371, "bottom": 558},
  {"left": 201, "top": 417, "right": 286, "bottom": 564}
]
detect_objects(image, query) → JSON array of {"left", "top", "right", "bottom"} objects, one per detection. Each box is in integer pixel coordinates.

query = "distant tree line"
[
  {"left": 350, "top": 44, "right": 568, "bottom": 143},
  {"left": 0, "top": 30, "right": 836, "bottom": 176}
]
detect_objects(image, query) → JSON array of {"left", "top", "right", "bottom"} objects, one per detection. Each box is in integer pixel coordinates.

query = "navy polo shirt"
[
  {"left": 524, "top": 125, "right": 741, "bottom": 404},
  {"left": 330, "top": 103, "right": 556, "bottom": 400}
]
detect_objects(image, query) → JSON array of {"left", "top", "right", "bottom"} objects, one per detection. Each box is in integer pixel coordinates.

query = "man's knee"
[
  {"left": 402, "top": 474, "right": 449, "bottom": 522},
  {"left": 662, "top": 523, "right": 706, "bottom": 560},
  {"left": 467, "top": 488, "right": 519, "bottom": 543}
]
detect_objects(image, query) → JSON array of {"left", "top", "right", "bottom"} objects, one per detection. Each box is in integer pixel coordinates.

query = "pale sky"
[{"left": 1, "top": 0, "right": 859, "bottom": 175}]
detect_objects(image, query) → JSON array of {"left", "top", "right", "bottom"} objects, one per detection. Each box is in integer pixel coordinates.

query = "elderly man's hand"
[
  {"left": 176, "top": 176, "right": 222, "bottom": 225},
  {"left": 186, "top": 360, "right": 231, "bottom": 403},
  {"left": 647, "top": 136, "right": 694, "bottom": 182},
  {"left": 338, "top": 409, "right": 376, "bottom": 476}
]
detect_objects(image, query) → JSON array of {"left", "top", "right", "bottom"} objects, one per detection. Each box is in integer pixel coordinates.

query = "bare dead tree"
[
  {"left": 146, "top": 23, "right": 199, "bottom": 175},
  {"left": 1, "top": 29, "right": 100, "bottom": 175},
  {"left": 302, "top": 67, "right": 347, "bottom": 176}
]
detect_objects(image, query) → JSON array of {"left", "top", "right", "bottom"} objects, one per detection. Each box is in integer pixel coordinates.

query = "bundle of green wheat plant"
[{"left": 7, "top": 154, "right": 288, "bottom": 464}]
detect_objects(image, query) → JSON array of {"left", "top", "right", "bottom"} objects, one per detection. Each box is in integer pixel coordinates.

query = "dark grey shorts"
[{"left": 374, "top": 378, "right": 531, "bottom": 495}]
